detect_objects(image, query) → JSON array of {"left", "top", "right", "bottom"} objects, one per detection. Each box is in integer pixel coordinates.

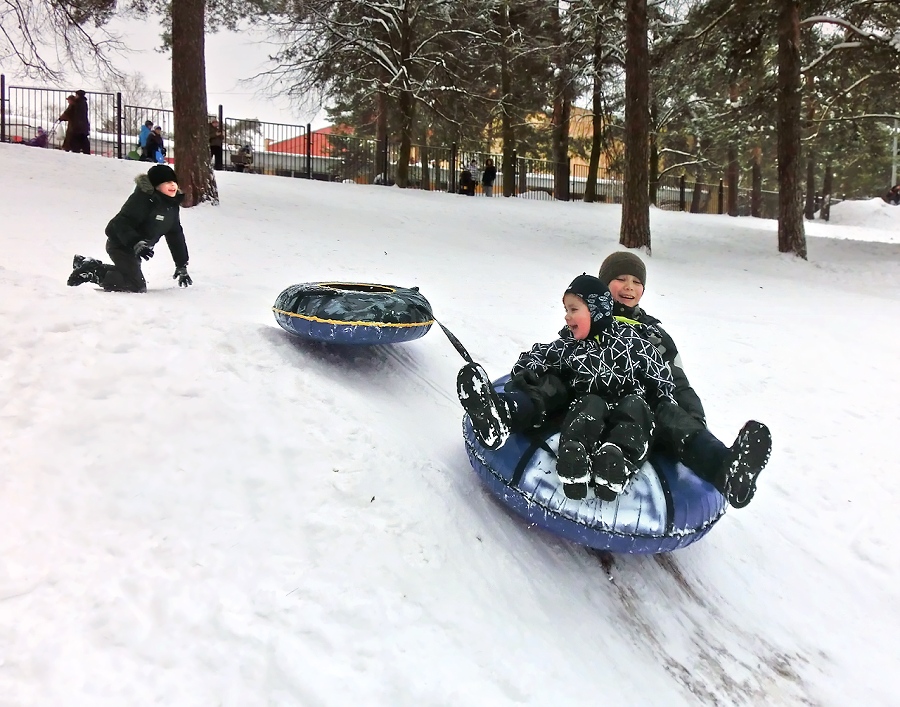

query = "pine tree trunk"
[
  {"left": 549, "top": 2, "right": 572, "bottom": 202},
  {"left": 776, "top": 0, "right": 806, "bottom": 258},
  {"left": 375, "top": 90, "right": 388, "bottom": 179},
  {"left": 820, "top": 159, "right": 832, "bottom": 221},
  {"left": 649, "top": 99, "right": 658, "bottom": 206},
  {"left": 499, "top": 4, "right": 515, "bottom": 198},
  {"left": 171, "top": 0, "right": 217, "bottom": 207},
  {"left": 584, "top": 16, "right": 605, "bottom": 204},
  {"left": 395, "top": 7, "right": 413, "bottom": 189},
  {"left": 397, "top": 88, "right": 413, "bottom": 188},
  {"left": 804, "top": 153, "right": 816, "bottom": 219},
  {"left": 751, "top": 149, "right": 762, "bottom": 217},
  {"left": 620, "top": 0, "right": 651, "bottom": 251},
  {"left": 551, "top": 96, "right": 571, "bottom": 201},
  {"left": 420, "top": 133, "right": 430, "bottom": 191},
  {"left": 726, "top": 146, "right": 739, "bottom": 216},
  {"left": 690, "top": 172, "right": 703, "bottom": 213}
]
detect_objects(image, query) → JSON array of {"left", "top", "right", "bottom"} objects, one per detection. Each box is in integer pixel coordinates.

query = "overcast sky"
[{"left": 2, "top": 14, "right": 328, "bottom": 129}]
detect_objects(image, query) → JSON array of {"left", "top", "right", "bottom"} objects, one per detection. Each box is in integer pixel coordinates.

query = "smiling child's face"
[
  {"left": 155, "top": 181, "right": 178, "bottom": 197},
  {"left": 607, "top": 274, "right": 644, "bottom": 308},
  {"left": 563, "top": 293, "right": 592, "bottom": 340}
]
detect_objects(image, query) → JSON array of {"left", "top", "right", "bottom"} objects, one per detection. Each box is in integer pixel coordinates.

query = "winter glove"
[
  {"left": 173, "top": 265, "right": 192, "bottom": 287},
  {"left": 134, "top": 240, "right": 155, "bottom": 260}
]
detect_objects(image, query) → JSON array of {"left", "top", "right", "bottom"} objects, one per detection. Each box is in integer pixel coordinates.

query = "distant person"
[
  {"left": 142, "top": 125, "right": 165, "bottom": 163},
  {"left": 23, "top": 127, "right": 49, "bottom": 148},
  {"left": 467, "top": 159, "right": 480, "bottom": 187},
  {"left": 886, "top": 184, "right": 900, "bottom": 206},
  {"left": 459, "top": 165, "right": 475, "bottom": 196},
  {"left": 66, "top": 164, "right": 192, "bottom": 293},
  {"left": 59, "top": 90, "right": 91, "bottom": 154},
  {"left": 138, "top": 120, "right": 153, "bottom": 152},
  {"left": 481, "top": 158, "right": 497, "bottom": 197},
  {"left": 209, "top": 119, "right": 224, "bottom": 170},
  {"left": 233, "top": 144, "right": 253, "bottom": 173}
]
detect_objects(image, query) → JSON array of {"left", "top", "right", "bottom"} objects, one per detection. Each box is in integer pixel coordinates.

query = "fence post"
[
  {"left": 116, "top": 92, "right": 123, "bottom": 159},
  {"left": 679, "top": 174, "right": 686, "bottom": 211},
  {"left": 0, "top": 74, "right": 5, "bottom": 144},
  {"left": 450, "top": 142, "right": 458, "bottom": 193},
  {"left": 518, "top": 157, "right": 527, "bottom": 195},
  {"left": 717, "top": 179, "right": 724, "bottom": 215},
  {"left": 217, "top": 104, "right": 223, "bottom": 127},
  {"left": 306, "top": 123, "right": 312, "bottom": 179}
]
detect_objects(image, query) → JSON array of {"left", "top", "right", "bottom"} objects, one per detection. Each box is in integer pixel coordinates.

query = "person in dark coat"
[
  {"left": 481, "top": 158, "right": 497, "bottom": 197},
  {"left": 597, "top": 251, "right": 771, "bottom": 508},
  {"left": 142, "top": 126, "right": 165, "bottom": 162},
  {"left": 459, "top": 166, "right": 475, "bottom": 196},
  {"left": 138, "top": 120, "right": 153, "bottom": 152},
  {"left": 457, "top": 275, "right": 677, "bottom": 501},
  {"left": 209, "top": 119, "right": 224, "bottom": 170},
  {"left": 886, "top": 184, "right": 900, "bottom": 205},
  {"left": 66, "top": 164, "right": 192, "bottom": 293},
  {"left": 59, "top": 90, "right": 90, "bottom": 154}
]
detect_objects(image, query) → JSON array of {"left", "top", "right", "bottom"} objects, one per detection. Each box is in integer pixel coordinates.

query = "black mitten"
[{"left": 133, "top": 240, "right": 155, "bottom": 260}]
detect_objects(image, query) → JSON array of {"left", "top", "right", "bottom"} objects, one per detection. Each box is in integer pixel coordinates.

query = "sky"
[
  {"left": 1, "top": 144, "right": 899, "bottom": 705},
  {"left": 0, "top": 14, "right": 327, "bottom": 129}
]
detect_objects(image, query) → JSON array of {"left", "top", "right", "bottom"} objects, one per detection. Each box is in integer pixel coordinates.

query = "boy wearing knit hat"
[
  {"left": 67, "top": 164, "right": 193, "bottom": 292},
  {"left": 598, "top": 251, "right": 771, "bottom": 508},
  {"left": 457, "top": 274, "right": 677, "bottom": 501}
]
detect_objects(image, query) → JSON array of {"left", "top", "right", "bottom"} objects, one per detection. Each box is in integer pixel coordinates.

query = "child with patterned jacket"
[
  {"left": 597, "top": 251, "right": 771, "bottom": 508},
  {"left": 457, "top": 274, "right": 677, "bottom": 501}
]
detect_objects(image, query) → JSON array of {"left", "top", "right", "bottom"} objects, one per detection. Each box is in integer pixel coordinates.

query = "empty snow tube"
[
  {"left": 273, "top": 282, "right": 434, "bottom": 345},
  {"left": 462, "top": 376, "right": 727, "bottom": 554}
]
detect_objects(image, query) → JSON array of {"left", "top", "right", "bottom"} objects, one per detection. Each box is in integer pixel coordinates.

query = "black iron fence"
[{"left": 1, "top": 74, "right": 794, "bottom": 219}]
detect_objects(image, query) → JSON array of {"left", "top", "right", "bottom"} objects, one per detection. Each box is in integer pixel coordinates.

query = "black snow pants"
[
  {"left": 560, "top": 393, "right": 653, "bottom": 465},
  {"left": 99, "top": 239, "right": 147, "bottom": 293}
]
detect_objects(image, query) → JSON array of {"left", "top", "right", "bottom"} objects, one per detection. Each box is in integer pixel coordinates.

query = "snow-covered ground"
[{"left": 1, "top": 144, "right": 899, "bottom": 706}]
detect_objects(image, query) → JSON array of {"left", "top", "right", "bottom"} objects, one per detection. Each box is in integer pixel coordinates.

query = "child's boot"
[
  {"left": 680, "top": 421, "right": 771, "bottom": 508},
  {"left": 67, "top": 257, "right": 105, "bottom": 286},
  {"left": 722, "top": 421, "right": 771, "bottom": 508},
  {"left": 457, "top": 362, "right": 512, "bottom": 450},
  {"left": 556, "top": 440, "right": 592, "bottom": 500},
  {"left": 590, "top": 442, "right": 638, "bottom": 501}
]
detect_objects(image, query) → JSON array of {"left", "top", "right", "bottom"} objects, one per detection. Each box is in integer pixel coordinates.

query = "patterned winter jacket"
[
  {"left": 512, "top": 320, "right": 677, "bottom": 411},
  {"left": 105, "top": 173, "right": 189, "bottom": 267},
  {"left": 611, "top": 303, "right": 706, "bottom": 424}
]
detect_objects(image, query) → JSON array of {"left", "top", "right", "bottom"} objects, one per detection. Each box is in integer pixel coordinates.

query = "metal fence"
[{"left": 1, "top": 73, "right": 792, "bottom": 219}]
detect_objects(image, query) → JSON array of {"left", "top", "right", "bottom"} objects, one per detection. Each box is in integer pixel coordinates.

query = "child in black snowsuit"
[
  {"left": 597, "top": 251, "right": 771, "bottom": 508},
  {"left": 457, "top": 275, "right": 677, "bottom": 501},
  {"left": 66, "top": 164, "right": 193, "bottom": 293}
]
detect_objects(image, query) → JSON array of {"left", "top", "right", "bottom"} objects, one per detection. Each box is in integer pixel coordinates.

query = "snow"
[{"left": 1, "top": 144, "right": 899, "bottom": 706}]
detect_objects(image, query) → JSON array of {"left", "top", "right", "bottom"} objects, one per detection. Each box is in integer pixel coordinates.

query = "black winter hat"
[
  {"left": 148, "top": 164, "right": 178, "bottom": 187},
  {"left": 599, "top": 251, "right": 647, "bottom": 287},
  {"left": 565, "top": 274, "right": 614, "bottom": 338}
]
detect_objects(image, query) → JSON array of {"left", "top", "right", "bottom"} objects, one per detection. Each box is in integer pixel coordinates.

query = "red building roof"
[{"left": 268, "top": 125, "right": 353, "bottom": 155}]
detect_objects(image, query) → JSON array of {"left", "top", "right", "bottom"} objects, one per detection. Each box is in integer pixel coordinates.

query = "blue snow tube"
[
  {"left": 273, "top": 282, "right": 434, "bottom": 345},
  {"left": 463, "top": 376, "right": 727, "bottom": 554}
]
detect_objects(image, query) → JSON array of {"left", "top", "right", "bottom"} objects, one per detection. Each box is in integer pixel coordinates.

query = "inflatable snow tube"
[
  {"left": 463, "top": 376, "right": 727, "bottom": 554},
  {"left": 273, "top": 282, "right": 434, "bottom": 345}
]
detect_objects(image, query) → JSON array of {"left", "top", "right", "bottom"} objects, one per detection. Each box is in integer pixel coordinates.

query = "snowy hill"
[{"left": 1, "top": 144, "right": 898, "bottom": 706}]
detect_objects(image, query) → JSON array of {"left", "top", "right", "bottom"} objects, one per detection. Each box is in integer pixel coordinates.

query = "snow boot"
[
  {"left": 556, "top": 440, "right": 592, "bottom": 500},
  {"left": 67, "top": 257, "right": 104, "bottom": 286},
  {"left": 722, "top": 421, "right": 772, "bottom": 508},
  {"left": 591, "top": 442, "right": 638, "bottom": 501},
  {"left": 457, "top": 362, "right": 511, "bottom": 450}
]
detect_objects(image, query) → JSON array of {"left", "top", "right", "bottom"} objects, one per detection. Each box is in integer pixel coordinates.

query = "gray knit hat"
[{"left": 598, "top": 251, "right": 647, "bottom": 286}]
